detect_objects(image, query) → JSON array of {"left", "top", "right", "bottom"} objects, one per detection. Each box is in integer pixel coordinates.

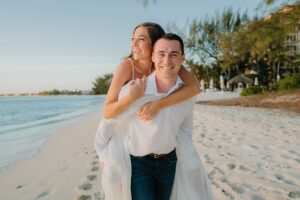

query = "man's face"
[{"left": 152, "top": 38, "right": 185, "bottom": 79}]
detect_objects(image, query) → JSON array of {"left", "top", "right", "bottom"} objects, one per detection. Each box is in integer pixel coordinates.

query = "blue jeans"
[{"left": 130, "top": 149, "right": 177, "bottom": 200}]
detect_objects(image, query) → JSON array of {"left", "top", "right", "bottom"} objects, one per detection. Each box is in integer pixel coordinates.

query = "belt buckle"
[{"left": 153, "top": 154, "right": 160, "bottom": 159}]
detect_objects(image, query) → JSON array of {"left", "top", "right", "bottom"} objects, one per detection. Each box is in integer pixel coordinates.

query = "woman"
[
  {"left": 103, "top": 22, "right": 200, "bottom": 121},
  {"left": 95, "top": 23, "right": 211, "bottom": 200}
]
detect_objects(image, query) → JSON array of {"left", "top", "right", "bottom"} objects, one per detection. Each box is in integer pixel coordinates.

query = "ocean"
[{"left": 0, "top": 95, "right": 105, "bottom": 171}]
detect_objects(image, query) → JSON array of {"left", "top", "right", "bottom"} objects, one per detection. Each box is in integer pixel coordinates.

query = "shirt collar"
[{"left": 145, "top": 72, "right": 184, "bottom": 96}]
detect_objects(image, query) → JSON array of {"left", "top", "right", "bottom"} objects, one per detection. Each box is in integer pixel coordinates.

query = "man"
[
  {"left": 129, "top": 33, "right": 191, "bottom": 200},
  {"left": 95, "top": 33, "right": 212, "bottom": 200}
]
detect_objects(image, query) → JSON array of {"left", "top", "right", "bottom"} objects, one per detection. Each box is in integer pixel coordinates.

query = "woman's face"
[{"left": 131, "top": 26, "right": 152, "bottom": 60}]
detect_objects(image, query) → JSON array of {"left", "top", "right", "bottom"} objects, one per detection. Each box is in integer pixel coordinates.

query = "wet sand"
[{"left": 0, "top": 109, "right": 104, "bottom": 200}]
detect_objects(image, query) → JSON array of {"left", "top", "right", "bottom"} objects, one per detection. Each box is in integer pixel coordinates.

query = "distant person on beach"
[
  {"left": 102, "top": 22, "right": 200, "bottom": 121},
  {"left": 95, "top": 33, "right": 212, "bottom": 200}
]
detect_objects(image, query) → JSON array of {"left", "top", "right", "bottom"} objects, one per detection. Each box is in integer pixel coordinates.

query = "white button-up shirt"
[
  {"left": 118, "top": 73, "right": 194, "bottom": 156},
  {"left": 94, "top": 72, "right": 213, "bottom": 200}
]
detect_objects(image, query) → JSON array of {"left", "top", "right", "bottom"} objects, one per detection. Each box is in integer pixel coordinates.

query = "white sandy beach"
[
  {"left": 194, "top": 104, "right": 300, "bottom": 200},
  {"left": 0, "top": 101, "right": 300, "bottom": 200}
]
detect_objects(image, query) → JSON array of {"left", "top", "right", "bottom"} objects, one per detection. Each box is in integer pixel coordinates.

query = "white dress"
[{"left": 95, "top": 62, "right": 213, "bottom": 199}]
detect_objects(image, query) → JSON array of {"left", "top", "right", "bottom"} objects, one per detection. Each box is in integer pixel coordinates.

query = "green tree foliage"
[
  {"left": 186, "top": 60, "right": 221, "bottom": 83},
  {"left": 265, "top": 0, "right": 276, "bottom": 5},
  {"left": 184, "top": 2, "right": 299, "bottom": 88},
  {"left": 240, "top": 86, "right": 263, "bottom": 96},
  {"left": 277, "top": 73, "right": 300, "bottom": 90},
  {"left": 248, "top": 3, "right": 300, "bottom": 85},
  {"left": 38, "top": 89, "right": 82, "bottom": 95},
  {"left": 219, "top": 25, "right": 252, "bottom": 74},
  {"left": 92, "top": 73, "right": 113, "bottom": 94},
  {"left": 139, "top": 0, "right": 299, "bottom": 89},
  {"left": 184, "top": 8, "right": 249, "bottom": 81}
]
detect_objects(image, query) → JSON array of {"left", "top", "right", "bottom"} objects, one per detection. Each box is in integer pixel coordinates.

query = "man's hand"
[
  {"left": 137, "top": 101, "right": 161, "bottom": 121},
  {"left": 127, "top": 76, "right": 146, "bottom": 102}
]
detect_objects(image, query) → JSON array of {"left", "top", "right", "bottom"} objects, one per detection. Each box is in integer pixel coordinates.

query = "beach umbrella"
[
  {"left": 226, "top": 82, "right": 230, "bottom": 90},
  {"left": 220, "top": 75, "right": 225, "bottom": 91},
  {"left": 254, "top": 77, "right": 259, "bottom": 86},
  {"left": 228, "top": 74, "right": 254, "bottom": 85},
  {"left": 200, "top": 79, "right": 205, "bottom": 92},
  {"left": 209, "top": 78, "right": 214, "bottom": 89},
  {"left": 277, "top": 74, "right": 280, "bottom": 82}
]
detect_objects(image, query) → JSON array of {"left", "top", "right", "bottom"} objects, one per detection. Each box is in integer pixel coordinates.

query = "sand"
[
  {"left": 0, "top": 109, "right": 104, "bottom": 200},
  {"left": 193, "top": 105, "right": 300, "bottom": 199},
  {"left": 1, "top": 98, "right": 299, "bottom": 200}
]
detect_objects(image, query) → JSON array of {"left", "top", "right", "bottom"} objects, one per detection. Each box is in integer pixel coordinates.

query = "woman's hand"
[
  {"left": 137, "top": 101, "right": 161, "bottom": 121},
  {"left": 127, "top": 76, "right": 147, "bottom": 102}
]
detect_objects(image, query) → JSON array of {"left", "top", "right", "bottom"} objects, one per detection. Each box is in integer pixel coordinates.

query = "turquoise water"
[{"left": 0, "top": 95, "right": 105, "bottom": 171}]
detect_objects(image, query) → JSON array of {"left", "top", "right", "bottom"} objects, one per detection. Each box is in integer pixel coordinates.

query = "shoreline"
[
  {"left": 0, "top": 106, "right": 103, "bottom": 172},
  {"left": 0, "top": 108, "right": 104, "bottom": 200},
  {"left": 0, "top": 102, "right": 299, "bottom": 200}
]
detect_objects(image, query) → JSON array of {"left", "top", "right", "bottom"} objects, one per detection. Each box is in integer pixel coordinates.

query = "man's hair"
[{"left": 158, "top": 33, "right": 184, "bottom": 55}]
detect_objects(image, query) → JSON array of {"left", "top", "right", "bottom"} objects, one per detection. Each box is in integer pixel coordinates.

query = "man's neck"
[{"left": 155, "top": 75, "right": 177, "bottom": 93}]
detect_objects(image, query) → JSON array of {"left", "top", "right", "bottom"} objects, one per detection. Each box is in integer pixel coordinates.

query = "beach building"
[{"left": 265, "top": 2, "right": 300, "bottom": 72}]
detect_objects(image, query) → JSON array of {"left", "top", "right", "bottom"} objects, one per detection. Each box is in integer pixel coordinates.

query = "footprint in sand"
[
  {"left": 208, "top": 167, "right": 225, "bottom": 180},
  {"left": 91, "top": 161, "right": 98, "bottom": 166},
  {"left": 227, "top": 163, "right": 236, "bottom": 170},
  {"left": 250, "top": 144, "right": 260, "bottom": 149},
  {"left": 77, "top": 194, "right": 92, "bottom": 200},
  {"left": 288, "top": 191, "right": 300, "bottom": 198},
  {"left": 78, "top": 183, "right": 93, "bottom": 191},
  {"left": 86, "top": 175, "right": 97, "bottom": 181},
  {"left": 220, "top": 188, "right": 235, "bottom": 200},
  {"left": 204, "top": 154, "right": 215, "bottom": 164},
  {"left": 93, "top": 192, "right": 102, "bottom": 200},
  {"left": 239, "top": 165, "right": 251, "bottom": 172},
  {"left": 60, "top": 166, "right": 69, "bottom": 172},
  {"left": 224, "top": 179, "right": 245, "bottom": 194},
  {"left": 75, "top": 151, "right": 103, "bottom": 200},
  {"left": 35, "top": 191, "right": 50, "bottom": 199},
  {"left": 275, "top": 174, "right": 295, "bottom": 185},
  {"left": 289, "top": 150, "right": 300, "bottom": 157},
  {"left": 16, "top": 184, "right": 24, "bottom": 189},
  {"left": 227, "top": 152, "right": 235, "bottom": 156},
  {"left": 251, "top": 194, "right": 266, "bottom": 200},
  {"left": 91, "top": 166, "right": 99, "bottom": 171}
]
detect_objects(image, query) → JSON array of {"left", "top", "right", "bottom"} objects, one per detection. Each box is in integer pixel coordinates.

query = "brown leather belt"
[
  {"left": 147, "top": 149, "right": 176, "bottom": 159},
  {"left": 147, "top": 153, "right": 166, "bottom": 159}
]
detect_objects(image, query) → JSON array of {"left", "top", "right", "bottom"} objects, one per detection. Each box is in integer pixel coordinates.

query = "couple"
[{"left": 95, "top": 23, "right": 212, "bottom": 200}]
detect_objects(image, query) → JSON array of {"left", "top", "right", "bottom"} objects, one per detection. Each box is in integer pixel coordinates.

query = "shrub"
[
  {"left": 240, "top": 86, "right": 263, "bottom": 96},
  {"left": 92, "top": 73, "right": 113, "bottom": 94},
  {"left": 277, "top": 73, "right": 300, "bottom": 91}
]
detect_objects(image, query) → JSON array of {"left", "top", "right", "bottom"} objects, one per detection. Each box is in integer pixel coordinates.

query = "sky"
[{"left": 0, "top": 0, "right": 286, "bottom": 94}]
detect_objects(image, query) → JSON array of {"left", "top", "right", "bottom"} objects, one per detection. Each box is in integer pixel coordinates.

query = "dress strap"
[{"left": 130, "top": 58, "right": 135, "bottom": 80}]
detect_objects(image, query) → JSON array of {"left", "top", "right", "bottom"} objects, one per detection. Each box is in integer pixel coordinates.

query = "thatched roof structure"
[{"left": 228, "top": 75, "right": 254, "bottom": 85}]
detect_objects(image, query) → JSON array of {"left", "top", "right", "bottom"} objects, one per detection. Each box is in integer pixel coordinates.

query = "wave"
[{"left": 0, "top": 107, "right": 96, "bottom": 143}]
